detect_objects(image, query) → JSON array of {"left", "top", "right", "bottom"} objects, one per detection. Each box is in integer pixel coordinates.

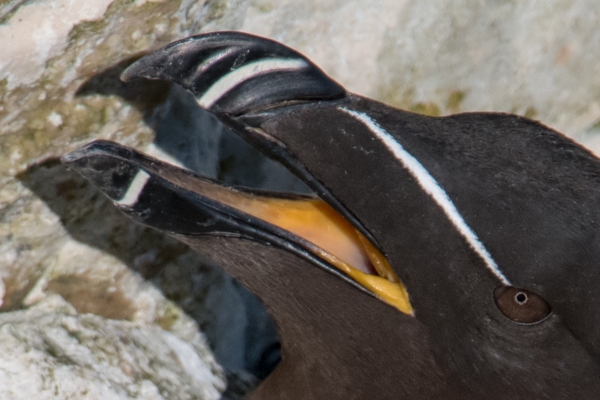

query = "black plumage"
[{"left": 64, "top": 32, "right": 600, "bottom": 399}]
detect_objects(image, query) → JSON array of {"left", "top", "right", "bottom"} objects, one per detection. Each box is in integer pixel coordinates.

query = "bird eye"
[{"left": 493, "top": 286, "right": 551, "bottom": 324}]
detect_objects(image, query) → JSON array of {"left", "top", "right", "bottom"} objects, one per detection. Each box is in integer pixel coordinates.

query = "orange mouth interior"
[
  {"left": 198, "top": 184, "right": 413, "bottom": 315},
  {"left": 163, "top": 164, "right": 412, "bottom": 314}
]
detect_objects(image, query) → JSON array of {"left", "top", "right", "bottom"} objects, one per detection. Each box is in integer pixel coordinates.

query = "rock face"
[
  {"left": 0, "top": 295, "right": 224, "bottom": 400},
  {"left": 1, "top": 0, "right": 600, "bottom": 398},
  {"left": 241, "top": 0, "right": 600, "bottom": 148},
  {"left": 0, "top": 0, "right": 272, "bottom": 397}
]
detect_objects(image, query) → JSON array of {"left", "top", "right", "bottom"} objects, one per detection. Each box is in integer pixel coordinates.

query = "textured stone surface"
[
  {"left": 0, "top": 0, "right": 268, "bottom": 397},
  {"left": 0, "top": 295, "right": 224, "bottom": 399},
  {"left": 374, "top": 0, "right": 600, "bottom": 141},
  {"left": 242, "top": 0, "right": 600, "bottom": 151},
  {"left": 242, "top": 0, "right": 405, "bottom": 98},
  {"left": 0, "top": 0, "right": 248, "bottom": 176}
]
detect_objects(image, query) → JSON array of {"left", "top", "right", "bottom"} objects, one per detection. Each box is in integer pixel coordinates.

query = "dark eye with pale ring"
[{"left": 494, "top": 286, "right": 551, "bottom": 323}]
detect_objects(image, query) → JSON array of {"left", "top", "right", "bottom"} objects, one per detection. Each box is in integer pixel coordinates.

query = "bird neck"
[{"left": 182, "top": 236, "right": 447, "bottom": 400}]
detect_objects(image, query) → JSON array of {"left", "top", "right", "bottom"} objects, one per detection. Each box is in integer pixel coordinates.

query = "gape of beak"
[{"left": 62, "top": 140, "right": 413, "bottom": 315}]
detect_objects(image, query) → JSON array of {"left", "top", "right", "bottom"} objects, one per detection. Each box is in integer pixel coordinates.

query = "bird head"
[{"left": 64, "top": 32, "right": 600, "bottom": 399}]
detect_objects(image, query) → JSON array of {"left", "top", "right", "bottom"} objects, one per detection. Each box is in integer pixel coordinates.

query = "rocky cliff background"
[{"left": 1, "top": 0, "right": 599, "bottom": 398}]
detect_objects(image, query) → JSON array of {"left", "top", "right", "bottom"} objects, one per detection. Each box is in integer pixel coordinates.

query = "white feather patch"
[
  {"left": 197, "top": 58, "right": 307, "bottom": 108},
  {"left": 116, "top": 170, "right": 151, "bottom": 207},
  {"left": 339, "top": 107, "right": 510, "bottom": 285}
]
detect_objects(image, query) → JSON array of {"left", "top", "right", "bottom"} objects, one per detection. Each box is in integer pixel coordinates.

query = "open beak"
[{"left": 62, "top": 140, "right": 413, "bottom": 315}]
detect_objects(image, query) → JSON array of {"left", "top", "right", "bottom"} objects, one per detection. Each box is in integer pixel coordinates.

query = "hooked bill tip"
[
  {"left": 61, "top": 140, "right": 128, "bottom": 168},
  {"left": 120, "top": 50, "right": 170, "bottom": 83},
  {"left": 60, "top": 141, "right": 145, "bottom": 204},
  {"left": 120, "top": 62, "right": 144, "bottom": 82},
  {"left": 61, "top": 142, "right": 100, "bottom": 165},
  {"left": 60, "top": 150, "right": 84, "bottom": 165}
]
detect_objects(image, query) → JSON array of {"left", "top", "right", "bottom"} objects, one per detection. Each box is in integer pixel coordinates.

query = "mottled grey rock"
[
  {"left": 0, "top": 295, "right": 225, "bottom": 399},
  {"left": 242, "top": 0, "right": 403, "bottom": 98},
  {"left": 374, "top": 0, "right": 600, "bottom": 140},
  {"left": 0, "top": 0, "right": 267, "bottom": 397},
  {"left": 242, "top": 0, "right": 600, "bottom": 151}
]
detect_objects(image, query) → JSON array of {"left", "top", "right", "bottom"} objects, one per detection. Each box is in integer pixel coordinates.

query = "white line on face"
[
  {"left": 339, "top": 107, "right": 510, "bottom": 285},
  {"left": 197, "top": 58, "right": 307, "bottom": 108},
  {"left": 116, "top": 170, "right": 151, "bottom": 207}
]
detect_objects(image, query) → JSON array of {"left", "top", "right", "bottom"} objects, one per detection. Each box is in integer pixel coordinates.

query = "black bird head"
[{"left": 64, "top": 32, "right": 600, "bottom": 399}]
